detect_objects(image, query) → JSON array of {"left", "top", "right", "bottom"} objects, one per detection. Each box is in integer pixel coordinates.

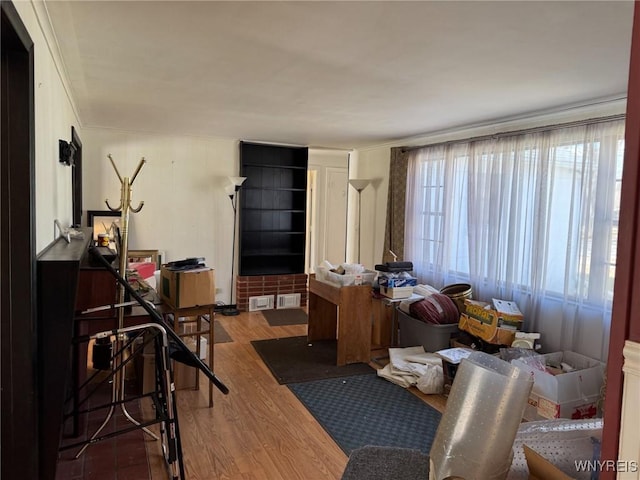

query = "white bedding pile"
[{"left": 376, "top": 346, "right": 444, "bottom": 394}]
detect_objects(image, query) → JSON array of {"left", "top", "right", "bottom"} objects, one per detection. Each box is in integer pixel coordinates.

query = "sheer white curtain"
[{"left": 405, "top": 119, "right": 625, "bottom": 360}]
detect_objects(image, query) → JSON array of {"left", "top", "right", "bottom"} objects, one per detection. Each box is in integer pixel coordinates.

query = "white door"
[
  {"left": 323, "top": 167, "right": 348, "bottom": 265},
  {"left": 306, "top": 152, "right": 349, "bottom": 272}
]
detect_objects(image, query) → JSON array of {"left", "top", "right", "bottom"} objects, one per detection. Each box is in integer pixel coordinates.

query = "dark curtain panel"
[{"left": 382, "top": 147, "right": 409, "bottom": 262}]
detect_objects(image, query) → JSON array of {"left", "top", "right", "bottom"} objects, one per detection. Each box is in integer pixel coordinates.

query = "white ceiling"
[{"left": 44, "top": 1, "right": 634, "bottom": 149}]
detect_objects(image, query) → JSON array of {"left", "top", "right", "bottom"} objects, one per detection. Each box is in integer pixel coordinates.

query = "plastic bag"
[
  {"left": 500, "top": 347, "right": 541, "bottom": 363},
  {"left": 513, "top": 353, "right": 547, "bottom": 373},
  {"left": 415, "top": 364, "right": 444, "bottom": 394}
]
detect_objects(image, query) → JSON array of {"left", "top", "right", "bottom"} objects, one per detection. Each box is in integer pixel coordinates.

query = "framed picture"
[
  {"left": 127, "top": 249, "right": 163, "bottom": 270},
  {"left": 86, "top": 210, "right": 121, "bottom": 242}
]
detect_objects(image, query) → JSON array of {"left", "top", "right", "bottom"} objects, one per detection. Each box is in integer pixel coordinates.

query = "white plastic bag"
[{"left": 416, "top": 364, "right": 444, "bottom": 394}]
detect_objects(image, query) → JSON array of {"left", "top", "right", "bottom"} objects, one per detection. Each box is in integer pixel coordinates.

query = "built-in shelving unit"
[{"left": 239, "top": 142, "right": 308, "bottom": 276}]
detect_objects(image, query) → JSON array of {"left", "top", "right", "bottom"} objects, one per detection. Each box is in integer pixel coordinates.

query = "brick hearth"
[{"left": 236, "top": 274, "right": 308, "bottom": 312}]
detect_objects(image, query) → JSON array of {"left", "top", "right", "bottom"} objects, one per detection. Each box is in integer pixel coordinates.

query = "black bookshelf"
[{"left": 239, "top": 142, "right": 308, "bottom": 276}]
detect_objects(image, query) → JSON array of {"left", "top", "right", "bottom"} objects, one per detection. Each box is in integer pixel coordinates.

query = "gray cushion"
[{"left": 340, "top": 445, "right": 430, "bottom": 480}]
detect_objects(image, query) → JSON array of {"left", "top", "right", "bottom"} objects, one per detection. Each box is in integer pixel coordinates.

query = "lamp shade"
[
  {"left": 224, "top": 184, "right": 236, "bottom": 196},
  {"left": 349, "top": 179, "right": 371, "bottom": 192},
  {"left": 228, "top": 176, "right": 247, "bottom": 187}
]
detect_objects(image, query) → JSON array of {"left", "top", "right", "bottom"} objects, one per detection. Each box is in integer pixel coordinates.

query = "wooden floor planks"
[{"left": 143, "top": 309, "right": 446, "bottom": 480}]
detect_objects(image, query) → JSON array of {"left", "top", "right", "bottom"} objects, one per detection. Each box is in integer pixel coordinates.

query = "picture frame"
[
  {"left": 127, "top": 249, "right": 163, "bottom": 270},
  {"left": 86, "top": 210, "right": 121, "bottom": 242}
]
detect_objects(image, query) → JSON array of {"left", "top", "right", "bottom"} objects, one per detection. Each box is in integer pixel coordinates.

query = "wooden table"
[
  {"left": 74, "top": 292, "right": 216, "bottom": 410},
  {"left": 308, "top": 276, "right": 372, "bottom": 365},
  {"left": 160, "top": 303, "right": 215, "bottom": 408}
]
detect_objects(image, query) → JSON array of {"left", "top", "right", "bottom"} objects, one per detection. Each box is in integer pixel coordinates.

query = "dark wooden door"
[
  {"left": 601, "top": 1, "right": 640, "bottom": 475},
  {"left": 0, "top": 1, "right": 37, "bottom": 479}
]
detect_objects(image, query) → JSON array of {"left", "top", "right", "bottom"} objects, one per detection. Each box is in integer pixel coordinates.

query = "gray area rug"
[
  {"left": 340, "top": 446, "right": 430, "bottom": 480},
  {"left": 213, "top": 320, "right": 232, "bottom": 343},
  {"left": 288, "top": 373, "right": 441, "bottom": 455},
  {"left": 251, "top": 336, "right": 373, "bottom": 384},
  {"left": 261, "top": 308, "right": 308, "bottom": 326}
]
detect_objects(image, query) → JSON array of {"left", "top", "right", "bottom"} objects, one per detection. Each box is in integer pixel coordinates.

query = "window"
[{"left": 405, "top": 119, "right": 625, "bottom": 358}]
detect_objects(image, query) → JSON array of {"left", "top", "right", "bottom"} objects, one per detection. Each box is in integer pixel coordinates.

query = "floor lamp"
[
  {"left": 222, "top": 176, "right": 246, "bottom": 316},
  {"left": 349, "top": 179, "right": 371, "bottom": 264}
]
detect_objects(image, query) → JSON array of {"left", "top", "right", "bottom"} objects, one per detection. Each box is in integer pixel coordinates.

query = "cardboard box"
[
  {"left": 380, "top": 286, "right": 414, "bottom": 299},
  {"left": 160, "top": 266, "right": 215, "bottom": 308},
  {"left": 458, "top": 298, "right": 523, "bottom": 345},
  {"left": 378, "top": 275, "right": 418, "bottom": 288},
  {"left": 512, "top": 351, "right": 605, "bottom": 421},
  {"left": 172, "top": 359, "right": 197, "bottom": 390},
  {"left": 524, "top": 445, "right": 575, "bottom": 480},
  {"left": 141, "top": 353, "right": 157, "bottom": 394}
]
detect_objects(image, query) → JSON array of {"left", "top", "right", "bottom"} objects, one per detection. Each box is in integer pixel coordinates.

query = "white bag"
[{"left": 416, "top": 364, "right": 444, "bottom": 394}]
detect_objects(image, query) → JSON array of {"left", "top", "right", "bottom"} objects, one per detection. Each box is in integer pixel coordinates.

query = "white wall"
[
  {"left": 81, "top": 128, "right": 239, "bottom": 303},
  {"left": 13, "top": 1, "right": 81, "bottom": 254},
  {"left": 347, "top": 148, "right": 390, "bottom": 268},
  {"left": 81, "top": 134, "right": 353, "bottom": 303}
]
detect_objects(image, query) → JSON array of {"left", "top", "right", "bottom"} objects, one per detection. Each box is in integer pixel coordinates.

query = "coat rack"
[{"left": 76, "top": 154, "right": 151, "bottom": 457}]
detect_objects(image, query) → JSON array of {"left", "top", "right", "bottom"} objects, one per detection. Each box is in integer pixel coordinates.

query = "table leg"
[
  {"left": 208, "top": 308, "right": 214, "bottom": 408},
  {"left": 336, "top": 294, "right": 372, "bottom": 366},
  {"left": 195, "top": 315, "right": 201, "bottom": 391},
  {"left": 308, "top": 293, "right": 338, "bottom": 341}
]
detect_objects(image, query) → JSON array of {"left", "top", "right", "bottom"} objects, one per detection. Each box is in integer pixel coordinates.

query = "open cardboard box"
[
  {"left": 458, "top": 298, "right": 524, "bottom": 345},
  {"left": 512, "top": 351, "right": 604, "bottom": 420},
  {"left": 524, "top": 445, "right": 574, "bottom": 480}
]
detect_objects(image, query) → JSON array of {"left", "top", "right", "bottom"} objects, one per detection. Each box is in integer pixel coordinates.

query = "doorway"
[
  {"left": 305, "top": 151, "right": 349, "bottom": 272},
  {"left": 1, "top": 1, "right": 36, "bottom": 478}
]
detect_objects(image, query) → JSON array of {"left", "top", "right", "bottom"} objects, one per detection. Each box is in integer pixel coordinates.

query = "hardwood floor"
[{"left": 143, "top": 310, "right": 446, "bottom": 480}]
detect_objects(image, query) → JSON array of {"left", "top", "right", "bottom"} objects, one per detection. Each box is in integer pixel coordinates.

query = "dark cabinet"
[{"left": 239, "top": 142, "right": 308, "bottom": 276}]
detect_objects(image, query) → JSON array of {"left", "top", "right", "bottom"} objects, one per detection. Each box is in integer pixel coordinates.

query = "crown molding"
[
  {"left": 357, "top": 95, "right": 627, "bottom": 153},
  {"left": 30, "top": 0, "right": 82, "bottom": 126}
]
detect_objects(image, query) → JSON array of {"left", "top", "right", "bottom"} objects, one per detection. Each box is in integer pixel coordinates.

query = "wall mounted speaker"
[{"left": 59, "top": 139, "right": 77, "bottom": 166}]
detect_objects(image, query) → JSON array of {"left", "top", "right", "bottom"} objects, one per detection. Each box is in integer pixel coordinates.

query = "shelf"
[
  {"left": 242, "top": 162, "right": 307, "bottom": 171},
  {"left": 242, "top": 208, "right": 305, "bottom": 213},
  {"left": 241, "top": 230, "right": 305, "bottom": 234},
  {"left": 239, "top": 141, "right": 308, "bottom": 277},
  {"left": 243, "top": 186, "right": 307, "bottom": 192},
  {"left": 241, "top": 250, "right": 304, "bottom": 257},
  {"left": 240, "top": 265, "right": 305, "bottom": 276}
]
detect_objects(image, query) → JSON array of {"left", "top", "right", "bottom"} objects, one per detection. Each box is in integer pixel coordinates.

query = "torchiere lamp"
[
  {"left": 222, "top": 176, "right": 246, "bottom": 316},
  {"left": 349, "top": 178, "right": 371, "bottom": 264}
]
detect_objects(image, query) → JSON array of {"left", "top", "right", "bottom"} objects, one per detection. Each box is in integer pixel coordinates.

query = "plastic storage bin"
[
  {"left": 316, "top": 268, "right": 377, "bottom": 286},
  {"left": 397, "top": 309, "right": 459, "bottom": 352}
]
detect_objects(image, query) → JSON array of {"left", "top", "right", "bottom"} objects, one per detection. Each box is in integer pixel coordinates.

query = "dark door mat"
[
  {"left": 288, "top": 374, "right": 441, "bottom": 455},
  {"left": 261, "top": 308, "right": 308, "bottom": 326},
  {"left": 251, "top": 335, "right": 374, "bottom": 384}
]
